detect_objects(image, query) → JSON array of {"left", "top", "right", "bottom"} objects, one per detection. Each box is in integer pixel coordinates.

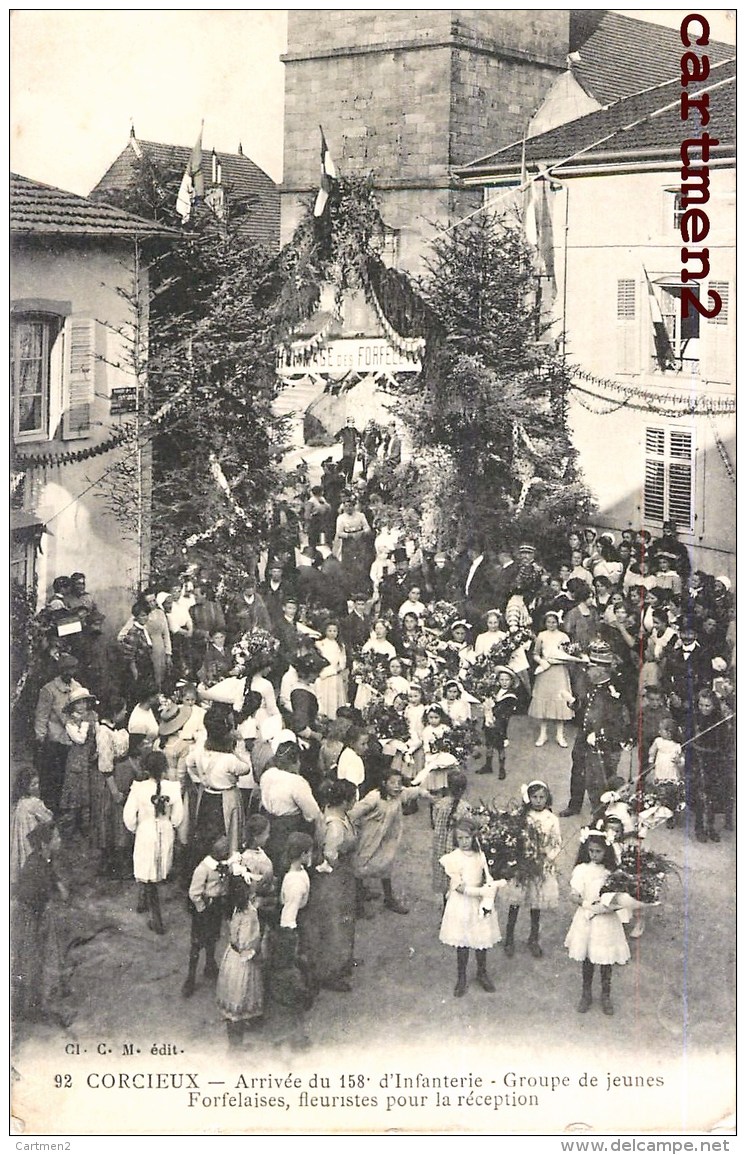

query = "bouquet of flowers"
[
  {"left": 430, "top": 720, "right": 479, "bottom": 762},
  {"left": 557, "top": 640, "right": 586, "bottom": 660},
  {"left": 424, "top": 601, "right": 462, "bottom": 636},
  {"left": 231, "top": 628, "right": 280, "bottom": 675},
  {"left": 462, "top": 651, "right": 511, "bottom": 701},
  {"left": 600, "top": 845, "right": 674, "bottom": 905},
  {"left": 637, "top": 781, "right": 687, "bottom": 814},
  {"left": 483, "top": 626, "right": 534, "bottom": 668},
  {"left": 472, "top": 799, "right": 547, "bottom": 887},
  {"left": 364, "top": 701, "right": 410, "bottom": 743},
  {"left": 352, "top": 650, "right": 390, "bottom": 697}
]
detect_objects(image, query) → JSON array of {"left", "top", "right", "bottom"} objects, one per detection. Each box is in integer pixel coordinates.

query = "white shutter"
[
  {"left": 668, "top": 430, "right": 694, "bottom": 530},
  {"left": 644, "top": 428, "right": 665, "bottom": 522},
  {"left": 62, "top": 317, "right": 95, "bottom": 439},
  {"left": 704, "top": 281, "right": 732, "bottom": 384},
  {"left": 616, "top": 279, "right": 638, "bottom": 374}
]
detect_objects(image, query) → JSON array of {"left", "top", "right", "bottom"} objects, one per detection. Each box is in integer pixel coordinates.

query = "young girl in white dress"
[
  {"left": 502, "top": 780, "right": 561, "bottom": 959},
  {"left": 439, "top": 815, "right": 506, "bottom": 997},
  {"left": 439, "top": 679, "right": 472, "bottom": 725},
  {"left": 564, "top": 828, "right": 631, "bottom": 1015},
  {"left": 314, "top": 620, "right": 348, "bottom": 720},
  {"left": 414, "top": 705, "right": 457, "bottom": 796}
]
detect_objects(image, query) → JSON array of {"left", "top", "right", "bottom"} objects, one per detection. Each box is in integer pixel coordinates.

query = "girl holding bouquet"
[
  {"left": 564, "top": 828, "right": 631, "bottom": 1015},
  {"left": 502, "top": 780, "right": 561, "bottom": 958},
  {"left": 439, "top": 815, "right": 506, "bottom": 997},
  {"left": 528, "top": 611, "right": 579, "bottom": 748},
  {"left": 415, "top": 704, "right": 458, "bottom": 797}
]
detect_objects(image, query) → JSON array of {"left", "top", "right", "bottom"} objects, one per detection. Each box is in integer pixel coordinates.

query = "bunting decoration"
[
  {"left": 368, "top": 283, "right": 425, "bottom": 361},
  {"left": 570, "top": 367, "right": 736, "bottom": 416},
  {"left": 707, "top": 414, "right": 737, "bottom": 485}
]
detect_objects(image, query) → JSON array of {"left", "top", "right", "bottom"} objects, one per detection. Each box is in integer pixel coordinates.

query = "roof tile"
[
  {"left": 10, "top": 172, "right": 174, "bottom": 237},
  {"left": 91, "top": 139, "right": 280, "bottom": 251}
]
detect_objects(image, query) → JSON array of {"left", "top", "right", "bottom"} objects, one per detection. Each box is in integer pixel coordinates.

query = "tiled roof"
[
  {"left": 91, "top": 138, "right": 281, "bottom": 251},
  {"left": 569, "top": 10, "right": 735, "bottom": 105},
  {"left": 457, "top": 58, "right": 735, "bottom": 176},
  {"left": 10, "top": 172, "right": 174, "bottom": 238}
]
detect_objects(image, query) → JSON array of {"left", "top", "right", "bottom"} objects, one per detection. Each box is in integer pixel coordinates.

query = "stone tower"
[{"left": 281, "top": 10, "right": 569, "bottom": 272}]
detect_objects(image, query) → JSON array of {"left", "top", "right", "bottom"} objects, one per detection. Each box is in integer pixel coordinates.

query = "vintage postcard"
[{"left": 10, "top": 8, "right": 735, "bottom": 1142}]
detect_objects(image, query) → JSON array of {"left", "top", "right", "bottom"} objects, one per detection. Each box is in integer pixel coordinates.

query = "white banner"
[{"left": 277, "top": 337, "right": 421, "bottom": 374}]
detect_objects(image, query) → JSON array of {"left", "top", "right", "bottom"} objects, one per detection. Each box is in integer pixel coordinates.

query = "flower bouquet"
[
  {"left": 430, "top": 720, "right": 479, "bottom": 762},
  {"left": 637, "top": 781, "right": 687, "bottom": 814},
  {"left": 472, "top": 799, "right": 546, "bottom": 887},
  {"left": 462, "top": 651, "right": 513, "bottom": 701},
  {"left": 352, "top": 650, "right": 390, "bottom": 697},
  {"left": 364, "top": 701, "right": 410, "bottom": 743},
  {"left": 556, "top": 640, "right": 586, "bottom": 661},
  {"left": 483, "top": 625, "right": 534, "bottom": 669},
  {"left": 231, "top": 628, "right": 280, "bottom": 675},
  {"left": 423, "top": 601, "right": 462, "bottom": 636},
  {"left": 599, "top": 845, "right": 674, "bottom": 907}
]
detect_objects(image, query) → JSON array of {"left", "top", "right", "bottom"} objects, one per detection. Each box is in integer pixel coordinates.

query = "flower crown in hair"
[
  {"left": 521, "top": 780, "right": 549, "bottom": 804},
  {"left": 579, "top": 826, "right": 614, "bottom": 845}
]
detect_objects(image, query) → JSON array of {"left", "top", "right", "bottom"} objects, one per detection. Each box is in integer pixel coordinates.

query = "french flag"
[{"left": 313, "top": 126, "right": 337, "bottom": 218}]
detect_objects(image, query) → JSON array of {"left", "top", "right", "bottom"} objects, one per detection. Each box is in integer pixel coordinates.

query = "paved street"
[{"left": 11, "top": 715, "right": 736, "bottom": 1135}]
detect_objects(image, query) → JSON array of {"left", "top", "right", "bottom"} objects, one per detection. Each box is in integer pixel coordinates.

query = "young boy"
[{"left": 182, "top": 834, "right": 231, "bottom": 998}]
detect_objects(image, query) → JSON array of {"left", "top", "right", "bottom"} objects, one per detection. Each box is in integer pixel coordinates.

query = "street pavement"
[{"left": 11, "top": 714, "right": 735, "bottom": 1136}]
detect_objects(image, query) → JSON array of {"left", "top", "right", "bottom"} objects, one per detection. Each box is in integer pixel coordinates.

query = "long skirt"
[
  {"left": 300, "top": 855, "right": 356, "bottom": 983},
  {"left": 89, "top": 761, "right": 134, "bottom": 852},
  {"left": 264, "top": 811, "right": 314, "bottom": 876},
  {"left": 12, "top": 900, "right": 64, "bottom": 1020}
]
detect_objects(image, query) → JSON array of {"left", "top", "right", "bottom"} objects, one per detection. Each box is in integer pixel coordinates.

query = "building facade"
[
  {"left": 10, "top": 173, "right": 174, "bottom": 630},
  {"left": 456, "top": 60, "right": 736, "bottom": 577},
  {"left": 280, "top": 9, "right": 569, "bottom": 272}
]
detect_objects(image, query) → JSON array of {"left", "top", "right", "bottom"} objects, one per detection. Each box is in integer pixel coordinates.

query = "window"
[
  {"left": 652, "top": 283, "right": 700, "bottom": 374},
  {"left": 10, "top": 311, "right": 95, "bottom": 442},
  {"left": 644, "top": 426, "right": 695, "bottom": 530},
  {"left": 11, "top": 316, "right": 56, "bottom": 440},
  {"left": 664, "top": 188, "right": 685, "bottom": 230}
]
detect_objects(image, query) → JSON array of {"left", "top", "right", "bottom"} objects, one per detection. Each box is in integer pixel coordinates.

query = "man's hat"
[
  {"left": 63, "top": 687, "right": 96, "bottom": 711},
  {"left": 517, "top": 542, "right": 536, "bottom": 554}
]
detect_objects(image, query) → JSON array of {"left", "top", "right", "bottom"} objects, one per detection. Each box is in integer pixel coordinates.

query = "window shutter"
[
  {"left": 62, "top": 317, "right": 95, "bottom": 439},
  {"left": 616, "top": 279, "right": 638, "bottom": 373},
  {"left": 668, "top": 430, "right": 693, "bottom": 529},
  {"left": 643, "top": 426, "right": 694, "bottom": 529},
  {"left": 704, "top": 281, "right": 732, "bottom": 384}
]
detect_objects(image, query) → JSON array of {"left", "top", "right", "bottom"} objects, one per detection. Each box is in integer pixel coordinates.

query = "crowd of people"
[{"left": 12, "top": 451, "right": 736, "bottom": 1043}]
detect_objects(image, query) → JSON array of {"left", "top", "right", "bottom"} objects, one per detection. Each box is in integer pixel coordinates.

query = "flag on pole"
[
  {"left": 176, "top": 123, "right": 205, "bottom": 222},
  {"left": 536, "top": 178, "right": 556, "bottom": 303},
  {"left": 520, "top": 135, "right": 538, "bottom": 248},
  {"left": 313, "top": 126, "right": 337, "bottom": 218},
  {"left": 644, "top": 266, "right": 677, "bottom": 370}
]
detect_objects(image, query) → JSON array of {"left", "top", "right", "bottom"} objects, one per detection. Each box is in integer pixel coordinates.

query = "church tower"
[{"left": 280, "top": 10, "right": 570, "bottom": 272}]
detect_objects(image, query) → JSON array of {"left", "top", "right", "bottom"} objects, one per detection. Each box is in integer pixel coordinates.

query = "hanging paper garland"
[
  {"left": 570, "top": 367, "right": 735, "bottom": 416},
  {"left": 707, "top": 413, "right": 737, "bottom": 485}
]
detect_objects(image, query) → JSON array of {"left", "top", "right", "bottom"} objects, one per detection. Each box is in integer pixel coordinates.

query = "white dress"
[
  {"left": 503, "top": 807, "right": 561, "bottom": 910},
  {"left": 314, "top": 639, "right": 348, "bottom": 719},
  {"left": 123, "top": 778, "right": 184, "bottom": 882},
  {"left": 439, "top": 848, "right": 502, "bottom": 949},
  {"left": 564, "top": 863, "right": 632, "bottom": 965}
]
